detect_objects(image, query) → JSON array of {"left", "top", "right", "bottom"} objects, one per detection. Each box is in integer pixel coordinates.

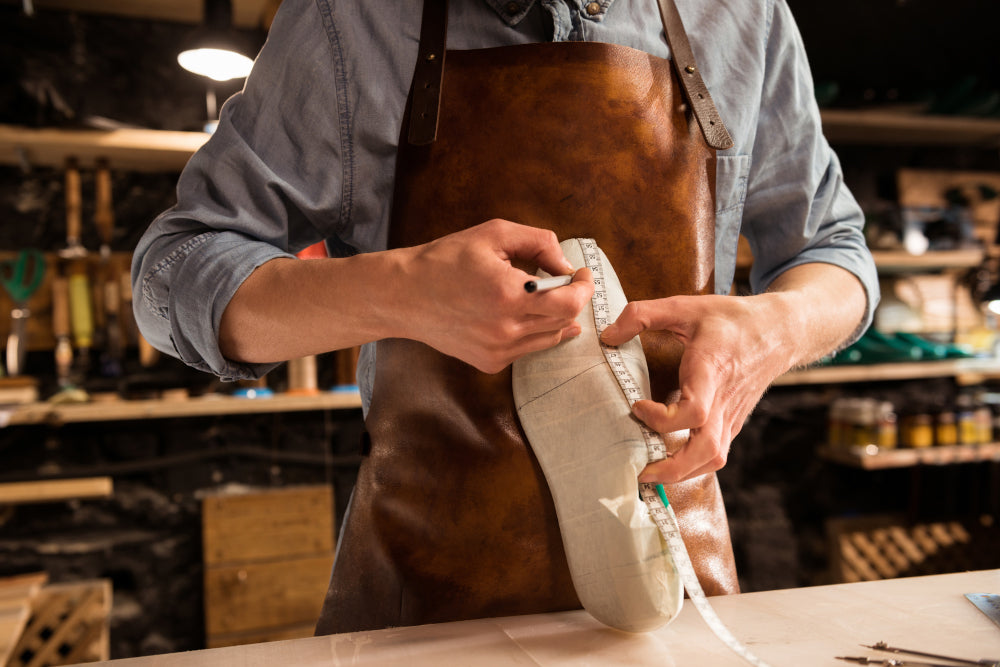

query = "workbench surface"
[{"left": 88, "top": 569, "right": 1000, "bottom": 666}]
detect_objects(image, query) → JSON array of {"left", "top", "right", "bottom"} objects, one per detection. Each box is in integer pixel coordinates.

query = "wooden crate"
[
  {"left": 0, "top": 574, "right": 48, "bottom": 667},
  {"left": 828, "top": 514, "right": 1000, "bottom": 583},
  {"left": 5, "top": 580, "right": 111, "bottom": 667},
  {"left": 202, "top": 485, "right": 335, "bottom": 648}
]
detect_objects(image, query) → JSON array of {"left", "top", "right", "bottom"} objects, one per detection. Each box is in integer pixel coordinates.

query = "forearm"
[
  {"left": 219, "top": 251, "right": 407, "bottom": 363},
  {"left": 219, "top": 220, "right": 594, "bottom": 371},
  {"left": 760, "top": 262, "right": 868, "bottom": 369}
]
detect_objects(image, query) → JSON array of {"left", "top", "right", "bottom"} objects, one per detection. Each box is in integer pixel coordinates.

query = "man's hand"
[
  {"left": 599, "top": 264, "right": 867, "bottom": 484},
  {"left": 395, "top": 219, "right": 594, "bottom": 373}
]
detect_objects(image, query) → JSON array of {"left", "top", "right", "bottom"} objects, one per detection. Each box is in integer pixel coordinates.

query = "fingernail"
[{"left": 638, "top": 473, "right": 656, "bottom": 483}]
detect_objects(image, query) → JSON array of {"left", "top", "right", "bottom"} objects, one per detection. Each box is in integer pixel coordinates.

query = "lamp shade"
[{"left": 177, "top": 0, "right": 254, "bottom": 81}]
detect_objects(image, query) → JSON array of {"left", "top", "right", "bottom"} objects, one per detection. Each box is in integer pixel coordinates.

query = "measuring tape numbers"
[{"left": 579, "top": 238, "right": 771, "bottom": 667}]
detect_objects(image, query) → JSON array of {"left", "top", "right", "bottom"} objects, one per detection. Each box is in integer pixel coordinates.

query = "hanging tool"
[
  {"left": 94, "top": 159, "right": 113, "bottom": 261},
  {"left": 119, "top": 268, "right": 159, "bottom": 368},
  {"left": 0, "top": 249, "right": 46, "bottom": 377},
  {"left": 59, "top": 158, "right": 87, "bottom": 260},
  {"left": 94, "top": 159, "right": 122, "bottom": 378},
  {"left": 67, "top": 259, "right": 94, "bottom": 378},
  {"left": 48, "top": 272, "right": 88, "bottom": 404},
  {"left": 51, "top": 274, "right": 73, "bottom": 387},
  {"left": 837, "top": 641, "right": 1000, "bottom": 667},
  {"left": 100, "top": 259, "right": 123, "bottom": 378}
]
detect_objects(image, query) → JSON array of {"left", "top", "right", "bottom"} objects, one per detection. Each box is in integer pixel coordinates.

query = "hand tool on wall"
[
  {"left": 49, "top": 272, "right": 89, "bottom": 404},
  {"left": 119, "top": 268, "right": 159, "bottom": 368},
  {"left": 94, "top": 159, "right": 113, "bottom": 261},
  {"left": 100, "top": 260, "right": 123, "bottom": 378},
  {"left": 59, "top": 158, "right": 87, "bottom": 260},
  {"left": 0, "top": 249, "right": 45, "bottom": 377},
  {"left": 94, "top": 160, "right": 122, "bottom": 378},
  {"left": 51, "top": 274, "right": 73, "bottom": 387},
  {"left": 67, "top": 259, "right": 94, "bottom": 378}
]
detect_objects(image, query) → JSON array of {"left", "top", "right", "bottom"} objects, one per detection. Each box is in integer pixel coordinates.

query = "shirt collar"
[{"left": 483, "top": 0, "right": 537, "bottom": 26}]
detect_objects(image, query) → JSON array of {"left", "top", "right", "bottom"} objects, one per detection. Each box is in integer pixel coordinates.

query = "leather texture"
[{"left": 315, "top": 10, "right": 739, "bottom": 638}]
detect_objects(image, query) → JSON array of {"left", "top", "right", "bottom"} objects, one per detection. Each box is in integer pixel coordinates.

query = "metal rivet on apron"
[
  {"left": 585, "top": 2, "right": 601, "bottom": 15},
  {"left": 425, "top": 53, "right": 437, "bottom": 62},
  {"left": 504, "top": 1, "right": 521, "bottom": 14},
  {"left": 685, "top": 65, "right": 696, "bottom": 73}
]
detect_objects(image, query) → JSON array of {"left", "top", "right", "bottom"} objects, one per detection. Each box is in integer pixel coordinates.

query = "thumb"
[{"left": 600, "top": 299, "right": 685, "bottom": 346}]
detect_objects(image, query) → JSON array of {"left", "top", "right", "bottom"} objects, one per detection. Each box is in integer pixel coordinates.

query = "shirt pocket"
[{"left": 714, "top": 154, "right": 752, "bottom": 294}]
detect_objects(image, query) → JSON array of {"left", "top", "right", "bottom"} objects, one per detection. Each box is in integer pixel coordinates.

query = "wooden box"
[{"left": 202, "top": 485, "right": 335, "bottom": 648}]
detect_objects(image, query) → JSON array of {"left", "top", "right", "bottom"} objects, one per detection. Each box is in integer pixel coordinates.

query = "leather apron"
[{"left": 317, "top": 0, "right": 739, "bottom": 635}]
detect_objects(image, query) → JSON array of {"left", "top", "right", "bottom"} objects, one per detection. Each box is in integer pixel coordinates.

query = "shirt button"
[
  {"left": 505, "top": 1, "right": 521, "bottom": 15},
  {"left": 585, "top": 2, "right": 601, "bottom": 15}
]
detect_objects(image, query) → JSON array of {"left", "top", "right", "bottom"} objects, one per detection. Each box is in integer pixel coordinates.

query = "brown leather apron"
[{"left": 316, "top": 0, "right": 739, "bottom": 635}]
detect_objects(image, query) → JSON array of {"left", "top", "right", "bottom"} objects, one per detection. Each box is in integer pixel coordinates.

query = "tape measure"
[{"left": 580, "top": 238, "right": 771, "bottom": 667}]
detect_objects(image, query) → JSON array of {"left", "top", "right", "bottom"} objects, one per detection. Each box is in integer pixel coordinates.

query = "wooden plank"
[
  {"left": 0, "top": 574, "right": 48, "bottom": 603},
  {"left": 0, "top": 125, "right": 208, "bottom": 173},
  {"left": 203, "top": 554, "right": 334, "bottom": 636},
  {"left": 818, "top": 442, "right": 1000, "bottom": 470},
  {"left": 821, "top": 109, "right": 1000, "bottom": 147},
  {"left": 869, "top": 248, "right": 985, "bottom": 273},
  {"left": 0, "top": 603, "right": 30, "bottom": 667},
  {"left": 202, "top": 486, "right": 334, "bottom": 565},
  {"left": 0, "top": 478, "right": 112, "bottom": 505},
  {"left": 5, "top": 391, "right": 362, "bottom": 425},
  {"left": 774, "top": 358, "right": 1000, "bottom": 386}
]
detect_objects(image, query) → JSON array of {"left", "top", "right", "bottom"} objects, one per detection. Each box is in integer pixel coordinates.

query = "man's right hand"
[
  {"left": 391, "top": 219, "right": 594, "bottom": 373},
  {"left": 220, "top": 219, "right": 592, "bottom": 371}
]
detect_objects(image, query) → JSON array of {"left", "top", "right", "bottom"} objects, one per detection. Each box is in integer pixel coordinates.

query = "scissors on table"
[{"left": 1, "top": 249, "right": 46, "bottom": 376}]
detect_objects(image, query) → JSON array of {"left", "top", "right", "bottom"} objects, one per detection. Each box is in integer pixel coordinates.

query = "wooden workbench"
[{"left": 85, "top": 570, "right": 999, "bottom": 666}]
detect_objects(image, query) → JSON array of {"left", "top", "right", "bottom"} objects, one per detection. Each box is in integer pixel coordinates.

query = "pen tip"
[{"left": 524, "top": 281, "right": 537, "bottom": 293}]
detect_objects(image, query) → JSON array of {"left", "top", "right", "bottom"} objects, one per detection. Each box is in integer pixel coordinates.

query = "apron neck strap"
[
  {"left": 655, "top": 0, "right": 734, "bottom": 150},
  {"left": 408, "top": 0, "right": 449, "bottom": 146},
  {"left": 408, "top": 0, "right": 733, "bottom": 150}
]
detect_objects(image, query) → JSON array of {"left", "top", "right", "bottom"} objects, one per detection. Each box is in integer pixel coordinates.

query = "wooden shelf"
[
  {"left": 0, "top": 390, "right": 362, "bottom": 426},
  {"left": 821, "top": 109, "right": 1000, "bottom": 147},
  {"left": 0, "top": 124, "right": 209, "bottom": 172},
  {"left": 773, "top": 358, "right": 1000, "bottom": 386},
  {"left": 818, "top": 442, "right": 1000, "bottom": 469},
  {"left": 870, "top": 248, "right": 985, "bottom": 274}
]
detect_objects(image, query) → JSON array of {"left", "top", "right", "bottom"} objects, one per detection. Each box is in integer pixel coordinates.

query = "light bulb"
[{"left": 177, "top": 48, "right": 253, "bottom": 81}]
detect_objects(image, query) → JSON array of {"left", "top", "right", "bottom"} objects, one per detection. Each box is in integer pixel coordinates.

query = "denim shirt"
[{"left": 132, "top": 0, "right": 879, "bottom": 412}]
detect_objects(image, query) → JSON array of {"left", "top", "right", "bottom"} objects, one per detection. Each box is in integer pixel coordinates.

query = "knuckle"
[{"left": 687, "top": 401, "right": 710, "bottom": 426}]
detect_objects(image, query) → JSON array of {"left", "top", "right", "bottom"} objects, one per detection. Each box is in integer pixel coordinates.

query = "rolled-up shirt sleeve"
[
  {"left": 131, "top": 0, "right": 345, "bottom": 380},
  {"left": 740, "top": 0, "right": 879, "bottom": 344}
]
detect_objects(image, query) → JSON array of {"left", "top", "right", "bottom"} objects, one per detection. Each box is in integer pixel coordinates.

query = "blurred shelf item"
[
  {"left": 818, "top": 442, "right": 1000, "bottom": 470},
  {"left": 1, "top": 391, "right": 362, "bottom": 426}
]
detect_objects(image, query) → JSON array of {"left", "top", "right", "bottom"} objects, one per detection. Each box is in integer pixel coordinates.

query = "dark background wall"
[{"left": 1, "top": 0, "right": 999, "bottom": 659}]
